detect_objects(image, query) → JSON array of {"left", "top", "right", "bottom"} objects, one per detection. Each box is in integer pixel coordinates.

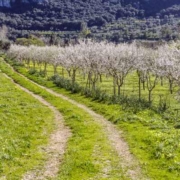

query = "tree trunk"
[
  {"left": 62, "top": 68, "right": 64, "bottom": 77},
  {"left": 53, "top": 65, "right": 57, "bottom": 75},
  {"left": 86, "top": 72, "right": 91, "bottom": 89},
  {"left": 72, "top": 69, "right": 76, "bottom": 87},
  {"left": 86, "top": 76, "right": 89, "bottom": 89},
  {"left": 113, "top": 76, "right": 116, "bottom": 96},
  {"left": 118, "top": 85, "right": 121, "bottom": 96},
  {"left": 44, "top": 62, "right": 47, "bottom": 76},
  {"left": 27, "top": 60, "right": 30, "bottom": 69},
  {"left": 161, "top": 77, "right": 163, "bottom": 86},
  {"left": 99, "top": 74, "right": 102, "bottom": 83},
  {"left": 148, "top": 90, "right": 152, "bottom": 104},
  {"left": 88, "top": 72, "right": 91, "bottom": 89},
  {"left": 83, "top": 72, "right": 86, "bottom": 80},
  {"left": 67, "top": 70, "right": 71, "bottom": 77},
  {"left": 142, "top": 74, "right": 146, "bottom": 90},
  {"left": 138, "top": 76, "right": 141, "bottom": 100},
  {"left": 92, "top": 81, "right": 96, "bottom": 91},
  {"left": 169, "top": 79, "right": 173, "bottom": 94},
  {"left": 91, "top": 73, "right": 98, "bottom": 92},
  {"left": 33, "top": 61, "right": 36, "bottom": 69}
]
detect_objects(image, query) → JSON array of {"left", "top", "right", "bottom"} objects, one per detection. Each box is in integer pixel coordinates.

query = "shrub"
[
  {"left": 50, "top": 75, "right": 81, "bottom": 93},
  {"left": 28, "top": 68, "right": 37, "bottom": 75}
]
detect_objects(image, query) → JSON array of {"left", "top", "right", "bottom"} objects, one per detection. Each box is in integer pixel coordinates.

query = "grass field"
[
  {"left": 0, "top": 71, "right": 54, "bottom": 179},
  {"left": 23, "top": 62, "right": 180, "bottom": 110},
  {"left": 0, "top": 58, "right": 129, "bottom": 180},
  {"left": 8, "top": 59, "right": 180, "bottom": 180}
]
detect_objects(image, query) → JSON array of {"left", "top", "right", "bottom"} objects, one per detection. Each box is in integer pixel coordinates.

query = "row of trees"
[{"left": 8, "top": 40, "right": 180, "bottom": 103}]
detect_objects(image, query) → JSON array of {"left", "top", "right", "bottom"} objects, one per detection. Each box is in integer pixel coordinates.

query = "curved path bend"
[
  {"left": 16, "top": 72, "right": 146, "bottom": 180},
  {"left": 3, "top": 73, "right": 71, "bottom": 180}
]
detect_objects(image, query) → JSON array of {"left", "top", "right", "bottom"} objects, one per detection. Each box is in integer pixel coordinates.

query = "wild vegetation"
[
  {"left": 2, "top": 40, "right": 180, "bottom": 179},
  {"left": 0, "top": 0, "right": 180, "bottom": 41}
]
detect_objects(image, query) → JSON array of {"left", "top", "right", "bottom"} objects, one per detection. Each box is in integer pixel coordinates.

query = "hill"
[{"left": 0, "top": 0, "right": 180, "bottom": 42}]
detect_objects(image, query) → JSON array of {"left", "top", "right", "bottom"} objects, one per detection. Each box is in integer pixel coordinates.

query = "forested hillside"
[{"left": 0, "top": 0, "right": 180, "bottom": 42}]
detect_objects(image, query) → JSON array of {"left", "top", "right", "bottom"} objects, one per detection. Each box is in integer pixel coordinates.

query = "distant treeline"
[{"left": 0, "top": 0, "right": 179, "bottom": 41}]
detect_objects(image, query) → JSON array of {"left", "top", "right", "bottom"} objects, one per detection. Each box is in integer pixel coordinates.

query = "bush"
[
  {"left": 158, "top": 95, "right": 170, "bottom": 113},
  {"left": 50, "top": 75, "right": 155, "bottom": 113},
  {"left": 50, "top": 75, "right": 81, "bottom": 93},
  {"left": 0, "top": 40, "right": 11, "bottom": 51},
  {"left": 38, "top": 70, "right": 46, "bottom": 77},
  {"left": 28, "top": 68, "right": 37, "bottom": 75}
]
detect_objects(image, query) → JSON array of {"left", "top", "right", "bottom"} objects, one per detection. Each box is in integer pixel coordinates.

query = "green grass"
[
  {"left": 25, "top": 62, "right": 180, "bottom": 107},
  {"left": 9, "top": 59, "right": 180, "bottom": 180},
  {"left": 0, "top": 71, "right": 54, "bottom": 179},
  {"left": 0, "top": 58, "right": 128, "bottom": 180}
]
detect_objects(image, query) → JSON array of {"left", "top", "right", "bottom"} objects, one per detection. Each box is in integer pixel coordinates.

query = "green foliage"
[
  {"left": 15, "top": 36, "right": 45, "bottom": 46},
  {"left": 26, "top": 68, "right": 50, "bottom": 79},
  {"left": 157, "top": 95, "right": 171, "bottom": 113},
  {"left": 28, "top": 68, "right": 46, "bottom": 78},
  {"left": 174, "top": 122, "right": 180, "bottom": 129},
  {"left": 0, "top": 0, "right": 180, "bottom": 41},
  {"left": 50, "top": 75, "right": 82, "bottom": 93},
  {"left": 81, "top": 87, "right": 109, "bottom": 102},
  {"left": 28, "top": 68, "right": 37, "bottom": 75},
  {"left": 0, "top": 40, "right": 10, "bottom": 51},
  {"left": 38, "top": 70, "right": 47, "bottom": 77}
]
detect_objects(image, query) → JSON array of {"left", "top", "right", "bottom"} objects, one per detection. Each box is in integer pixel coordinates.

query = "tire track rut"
[
  {"left": 3, "top": 73, "right": 71, "bottom": 180},
  {"left": 16, "top": 73, "right": 146, "bottom": 180}
]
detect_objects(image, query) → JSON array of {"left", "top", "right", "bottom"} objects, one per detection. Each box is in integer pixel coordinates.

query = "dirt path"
[
  {"left": 3, "top": 73, "right": 71, "bottom": 180},
  {"left": 15, "top": 73, "right": 146, "bottom": 180},
  {"left": 41, "top": 87, "right": 144, "bottom": 179}
]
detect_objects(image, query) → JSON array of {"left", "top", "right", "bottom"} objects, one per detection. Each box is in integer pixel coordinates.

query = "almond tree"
[
  {"left": 41, "top": 46, "right": 60, "bottom": 75},
  {"left": 51, "top": 47, "right": 64, "bottom": 75},
  {"left": 60, "top": 44, "right": 84, "bottom": 87},
  {"left": 157, "top": 45, "right": 180, "bottom": 94},
  {"left": 8, "top": 45, "right": 27, "bottom": 63},
  {"left": 144, "top": 48, "right": 159, "bottom": 103},
  {"left": 134, "top": 46, "right": 151, "bottom": 100},
  {"left": 106, "top": 43, "right": 135, "bottom": 96},
  {"left": 80, "top": 40, "right": 106, "bottom": 91}
]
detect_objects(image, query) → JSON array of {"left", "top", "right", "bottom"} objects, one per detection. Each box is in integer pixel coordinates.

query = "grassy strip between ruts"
[
  {"left": 0, "top": 71, "right": 54, "bottom": 179},
  {"left": 7, "top": 59, "right": 180, "bottom": 180},
  {"left": 0, "top": 58, "right": 128, "bottom": 180}
]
